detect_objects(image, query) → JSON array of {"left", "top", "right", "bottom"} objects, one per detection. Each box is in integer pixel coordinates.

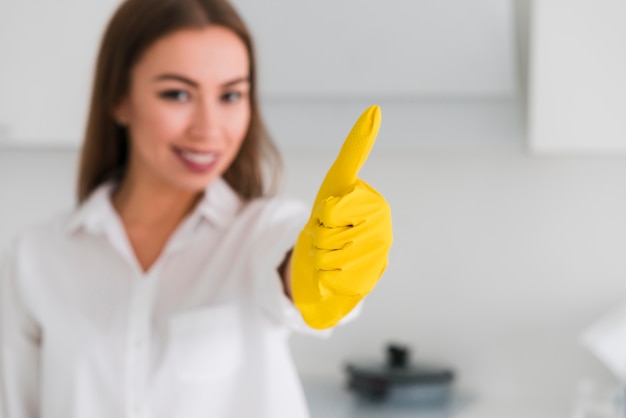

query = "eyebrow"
[{"left": 153, "top": 74, "right": 250, "bottom": 88}]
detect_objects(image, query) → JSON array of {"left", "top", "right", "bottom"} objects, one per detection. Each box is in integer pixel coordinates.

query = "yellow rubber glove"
[{"left": 290, "top": 105, "right": 393, "bottom": 329}]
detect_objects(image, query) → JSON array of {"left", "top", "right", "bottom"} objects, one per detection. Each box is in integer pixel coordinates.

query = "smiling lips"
[{"left": 173, "top": 146, "right": 219, "bottom": 173}]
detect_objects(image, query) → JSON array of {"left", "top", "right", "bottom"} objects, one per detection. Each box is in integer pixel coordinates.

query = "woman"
[{"left": 0, "top": 0, "right": 392, "bottom": 417}]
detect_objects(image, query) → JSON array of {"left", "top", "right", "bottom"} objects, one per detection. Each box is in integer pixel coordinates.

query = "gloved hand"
[{"left": 290, "top": 105, "right": 393, "bottom": 329}]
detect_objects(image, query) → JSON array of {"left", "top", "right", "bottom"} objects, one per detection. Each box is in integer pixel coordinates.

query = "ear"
[{"left": 112, "top": 98, "right": 130, "bottom": 126}]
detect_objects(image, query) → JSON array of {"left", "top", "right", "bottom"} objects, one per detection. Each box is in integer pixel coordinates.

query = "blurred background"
[{"left": 1, "top": 0, "right": 626, "bottom": 416}]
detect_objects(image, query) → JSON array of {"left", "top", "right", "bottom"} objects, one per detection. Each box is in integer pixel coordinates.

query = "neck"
[{"left": 111, "top": 174, "right": 203, "bottom": 228}]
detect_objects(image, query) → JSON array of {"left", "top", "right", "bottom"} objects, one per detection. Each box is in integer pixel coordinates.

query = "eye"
[
  {"left": 221, "top": 91, "right": 245, "bottom": 103},
  {"left": 159, "top": 90, "right": 190, "bottom": 102}
]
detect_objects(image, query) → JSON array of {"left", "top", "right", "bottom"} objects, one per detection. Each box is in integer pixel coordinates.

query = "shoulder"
[
  {"left": 243, "top": 195, "right": 309, "bottom": 228},
  {"left": 3, "top": 208, "right": 75, "bottom": 262},
  {"left": 233, "top": 196, "right": 309, "bottom": 260},
  {"left": 244, "top": 194, "right": 309, "bottom": 218}
]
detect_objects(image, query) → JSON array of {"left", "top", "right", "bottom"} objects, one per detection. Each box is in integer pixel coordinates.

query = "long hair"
[{"left": 76, "top": 0, "right": 280, "bottom": 204}]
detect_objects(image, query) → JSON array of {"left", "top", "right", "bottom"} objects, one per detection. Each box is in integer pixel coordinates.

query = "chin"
[{"left": 174, "top": 174, "right": 220, "bottom": 193}]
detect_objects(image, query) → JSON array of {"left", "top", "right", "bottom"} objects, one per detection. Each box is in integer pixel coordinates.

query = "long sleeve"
[{"left": 0, "top": 242, "right": 41, "bottom": 418}]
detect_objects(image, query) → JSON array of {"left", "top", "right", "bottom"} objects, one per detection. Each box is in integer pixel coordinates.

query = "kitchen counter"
[{"left": 301, "top": 375, "right": 570, "bottom": 418}]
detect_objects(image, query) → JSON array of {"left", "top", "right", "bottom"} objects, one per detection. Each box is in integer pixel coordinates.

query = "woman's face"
[{"left": 114, "top": 26, "right": 251, "bottom": 193}]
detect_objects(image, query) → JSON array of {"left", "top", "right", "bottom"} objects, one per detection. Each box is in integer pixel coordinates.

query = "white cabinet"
[
  {"left": 528, "top": 0, "right": 626, "bottom": 155},
  {"left": 231, "top": 0, "right": 517, "bottom": 99},
  {"left": 235, "top": 0, "right": 520, "bottom": 153},
  {"left": 0, "top": 0, "right": 517, "bottom": 149}
]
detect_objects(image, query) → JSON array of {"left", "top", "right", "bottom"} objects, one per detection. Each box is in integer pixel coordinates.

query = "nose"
[{"left": 189, "top": 98, "right": 221, "bottom": 141}]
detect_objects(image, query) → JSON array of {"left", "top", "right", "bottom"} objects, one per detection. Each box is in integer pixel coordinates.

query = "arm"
[
  {"left": 0, "top": 246, "right": 41, "bottom": 418},
  {"left": 277, "top": 249, "right": 293, "bottom": 300}
]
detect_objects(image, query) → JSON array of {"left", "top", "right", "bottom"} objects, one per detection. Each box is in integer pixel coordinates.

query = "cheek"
[
  {"left": 130, "top": 106, "right": 188, "bottom": 162},
  {"left": 228, "top": 107, "right": 251, "bottom": 146},
  {"left": 146, "top": 105, "right": 188, "bottom": 140}
]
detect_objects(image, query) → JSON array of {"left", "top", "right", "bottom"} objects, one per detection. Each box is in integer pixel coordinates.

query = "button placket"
[{"left": 126, "top": 271, "right": 157, "bottom": 418}]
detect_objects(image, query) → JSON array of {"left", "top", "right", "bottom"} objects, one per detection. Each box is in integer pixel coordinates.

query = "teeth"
[{"left": 179, "top": 150, "right": 216, "bottom": 165}]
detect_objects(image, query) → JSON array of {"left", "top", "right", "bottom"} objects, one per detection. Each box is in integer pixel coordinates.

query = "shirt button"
[{"left": 135, "top": 340, "right": 143, "bottom": 349}]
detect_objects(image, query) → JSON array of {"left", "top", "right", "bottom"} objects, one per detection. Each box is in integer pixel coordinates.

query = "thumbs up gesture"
[{"left": 290, "top": 105, "right": 393, "bottom": 329}]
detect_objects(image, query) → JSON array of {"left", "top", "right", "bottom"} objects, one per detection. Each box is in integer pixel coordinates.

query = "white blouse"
[{"left": 0, "top": 177, "right": 360, "bottom": 418}]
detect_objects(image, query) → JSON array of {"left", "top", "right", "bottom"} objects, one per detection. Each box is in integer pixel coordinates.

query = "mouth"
[{"left": 172, "top": 146, "right": 219, "bottom": 173}]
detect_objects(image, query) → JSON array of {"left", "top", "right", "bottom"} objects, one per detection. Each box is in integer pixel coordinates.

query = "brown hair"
[{"left": 76, "top": 0, "right": 280, "bottom": 204}]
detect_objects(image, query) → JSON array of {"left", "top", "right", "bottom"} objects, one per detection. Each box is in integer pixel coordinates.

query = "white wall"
[{"left": 1, "top": 144, "right": 624, "bottom": 409}]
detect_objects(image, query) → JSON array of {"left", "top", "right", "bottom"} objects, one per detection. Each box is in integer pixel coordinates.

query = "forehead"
[{"left": 133, "top": 26, "right": 249, "bottom": 84}]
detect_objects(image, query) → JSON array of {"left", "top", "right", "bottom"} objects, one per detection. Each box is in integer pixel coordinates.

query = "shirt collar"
[
  {"left": 64, "top": 177, "right": 243, "bottom": 237},
  {"left": 64, "top": 180, "right": 117, "bottom": 236},
  {"left": 193, "top": 177, "right": 242, "bottom": 230}
]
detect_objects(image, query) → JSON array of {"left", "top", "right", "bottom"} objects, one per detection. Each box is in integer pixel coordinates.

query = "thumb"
[{"left": 313, "top": 105, "right": 381, "bottom": 207}]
